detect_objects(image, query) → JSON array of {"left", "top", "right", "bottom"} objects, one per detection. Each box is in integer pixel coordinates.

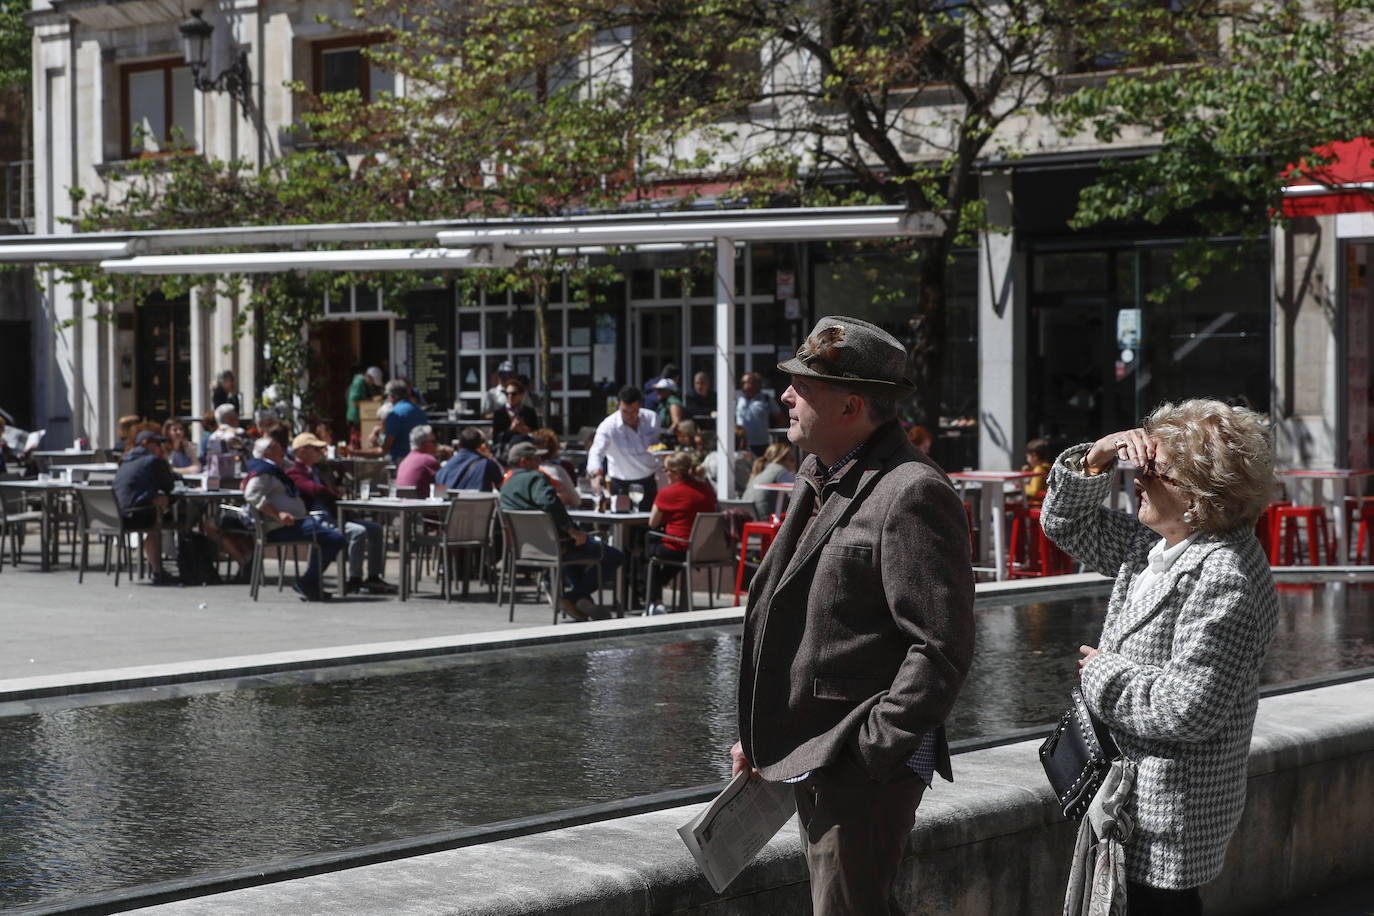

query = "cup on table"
[
  {"left": 62, "top": 468, "right": 73, "bottom": 483},
  {"left": 36, "top": 472, "right": 51, "bottom": 483},
  {"left": 326, "top": 445, "right": 337, "bottom": 460},
  {"left": 359, "top": 480, "right": 372, "bottom": 500},
  {"left": 207, "top": 475, "right": 220, "bottom": 491},
  {"left": 434, "top": 484, "right": 448, "bottom": 498}
]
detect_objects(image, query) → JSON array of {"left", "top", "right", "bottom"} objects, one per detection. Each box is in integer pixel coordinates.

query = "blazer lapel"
[
  {"left": 1111, "top": 536, "right": 1215, "bottom": 645},
  {"left": 775, "top": 463, "right": 884, "bottom": 594}
]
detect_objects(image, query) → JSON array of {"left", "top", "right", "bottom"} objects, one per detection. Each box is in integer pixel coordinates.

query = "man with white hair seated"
[
  {"left": 243, "top": 436, "right": 346, "bottom": 602},
  {"left": 395, "top": 424, "right": 442, "bottom": 498},
  {"left": 205, "top": 402, "right": 248, "bottom": 472}
]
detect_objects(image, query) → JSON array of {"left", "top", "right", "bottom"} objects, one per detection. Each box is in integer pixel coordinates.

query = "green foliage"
[
  {"left": 0, "top": 0, "right": 29, "bottom": 94},
  {"left": 1054, "top": 0, "right": 1374, "bottom": 299},
  {"left": 67, "top": 0, "right": 1220, "bottom": 424}
]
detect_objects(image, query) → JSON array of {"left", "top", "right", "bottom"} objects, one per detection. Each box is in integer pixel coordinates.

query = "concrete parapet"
[{"left": 137, "top": 676, "right": 1374, "bottom": 915}]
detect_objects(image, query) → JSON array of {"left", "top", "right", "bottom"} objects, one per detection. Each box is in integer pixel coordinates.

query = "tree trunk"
[
  {"left": 909, "top": 240, "right": 948, "bottom": 430},
  {"left": 535, "top": 261, "right": 553, "bottom": 413}
]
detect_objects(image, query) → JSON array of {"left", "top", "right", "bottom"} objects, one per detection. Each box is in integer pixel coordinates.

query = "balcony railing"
[{"left": 2, "top": 160, "right": 33, "bottom": 225}]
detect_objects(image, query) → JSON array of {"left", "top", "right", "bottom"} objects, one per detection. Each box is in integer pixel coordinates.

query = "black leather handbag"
[{"left": 1039, "top": 686, "right": 1121, "bottom": 819}]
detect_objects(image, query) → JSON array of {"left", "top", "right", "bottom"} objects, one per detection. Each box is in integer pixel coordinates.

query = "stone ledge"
[{"left": 136, "top": 677, "right": 1374, "bottom": 915}]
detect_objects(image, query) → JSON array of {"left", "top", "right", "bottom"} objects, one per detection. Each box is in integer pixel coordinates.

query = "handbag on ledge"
[{"left": 1039, "top": 685, "right": 1121, "bottom": 820}]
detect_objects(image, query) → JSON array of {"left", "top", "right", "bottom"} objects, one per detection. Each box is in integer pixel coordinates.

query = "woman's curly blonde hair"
[{"left": 1144, "top": 398, "right": 1278, "bottom": 533}]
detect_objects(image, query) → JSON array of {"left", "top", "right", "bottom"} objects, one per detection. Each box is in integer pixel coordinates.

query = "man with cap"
[
  {"left": 346, "top": 366, "right": 384, "bottom": 449},
  {"left": 730, "top": 316, "right": 975, "bottom": 915},
  {"left": 113, "top": 429, "right": 179, "bottom": 585},
  {"left": 499, "top": 440, "right": 623, "bottom": 621},
  {"left": 652, "top": 377, "right": 684, "bottom": 441},
  {"left": 285, "top": 430, "right": 396, "bottom": 595},
  {"left": 243, "top": 436, "right": 347, "bottom": 602},
  {"left": 481, "top": 360, "right": 516, "bottom": 418}
]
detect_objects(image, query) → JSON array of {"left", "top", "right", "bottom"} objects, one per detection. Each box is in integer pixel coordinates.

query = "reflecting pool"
[{"left": 2, "top": 579, "right": 1372, "bottom": 909}]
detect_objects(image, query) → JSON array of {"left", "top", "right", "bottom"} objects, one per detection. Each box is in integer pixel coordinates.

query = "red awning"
[{"left": 1282, "top": 138, "right": 1374, "bottom": 217}]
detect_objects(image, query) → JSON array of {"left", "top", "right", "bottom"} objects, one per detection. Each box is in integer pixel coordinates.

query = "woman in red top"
[{"left": 646, "top": 451, "right": 718, "bottom": 614}]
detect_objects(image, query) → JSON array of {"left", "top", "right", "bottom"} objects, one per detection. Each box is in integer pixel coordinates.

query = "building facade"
[{"left": 16, "top": 1, "right": 1351, "bottom": 470}]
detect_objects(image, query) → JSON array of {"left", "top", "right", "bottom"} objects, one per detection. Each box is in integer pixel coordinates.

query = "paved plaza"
[{"left": 1, "top": 555, "right": 1370, "bottom": 915}]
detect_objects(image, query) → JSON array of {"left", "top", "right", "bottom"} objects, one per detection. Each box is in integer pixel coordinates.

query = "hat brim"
[{"left": 776, "top": 358, "right": 916, "bottom": 399}]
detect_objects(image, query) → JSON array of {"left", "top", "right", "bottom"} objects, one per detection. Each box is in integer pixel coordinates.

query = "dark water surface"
[{"left": 2, "top": 580, "right": 1372, "bottom": 909}]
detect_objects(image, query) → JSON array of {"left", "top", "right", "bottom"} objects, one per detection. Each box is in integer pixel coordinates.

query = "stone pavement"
[
  {"left": 0, "top": 552, "right": 576, "bottom": 681},
  {"left": 2, "top": 557, "right": 1371, "bottom": 914}
]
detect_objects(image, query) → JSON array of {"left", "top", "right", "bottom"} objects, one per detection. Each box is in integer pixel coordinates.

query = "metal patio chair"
[
  {"left": 499, "top": 509, "right": 602, "bottom": 624},
  {"left": 645, "top": 511, "right": 735, "bottom": 613}
]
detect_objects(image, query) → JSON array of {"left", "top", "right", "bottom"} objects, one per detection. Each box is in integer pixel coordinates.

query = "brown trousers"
[{"left": 794, "top": 755, "right": 926, "bottom": 915}]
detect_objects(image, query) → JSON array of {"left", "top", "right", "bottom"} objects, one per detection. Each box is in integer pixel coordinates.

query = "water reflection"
[{"left": 2, "top": 582, "right": 1372, "bottom": 909}]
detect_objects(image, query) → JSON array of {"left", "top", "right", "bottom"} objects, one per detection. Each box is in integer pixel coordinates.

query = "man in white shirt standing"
[{"left": 587, "top": 384, "right": 661, "bottom": 508}]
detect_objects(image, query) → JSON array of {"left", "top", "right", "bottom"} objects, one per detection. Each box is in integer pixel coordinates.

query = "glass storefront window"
[{"left": 1028, "top": 242, "right": 1270, "bottom": 451}]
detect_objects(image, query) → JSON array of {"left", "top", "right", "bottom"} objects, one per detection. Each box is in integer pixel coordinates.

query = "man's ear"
[{"left": 840, "top": 392, "right": 865, "bottom": 419}]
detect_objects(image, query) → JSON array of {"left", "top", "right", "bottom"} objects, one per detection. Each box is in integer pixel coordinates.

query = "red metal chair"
[
  {"left": 733, "top": 518, "right": 783, "bottom": 604},
  {"left": 1271, "top": 504, "right": 1333, "bottom": 566}
]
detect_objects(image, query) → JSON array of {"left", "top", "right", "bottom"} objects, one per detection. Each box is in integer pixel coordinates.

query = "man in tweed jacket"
[
  {"left": 1040, "top": 402, "right": 1279, "bottom": 913},
  {"left": 731, "top": 316, "right": 975, "bottom": 914}
]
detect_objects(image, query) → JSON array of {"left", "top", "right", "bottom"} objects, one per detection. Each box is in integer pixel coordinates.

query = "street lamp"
[{"left": 179, "top": 9, "right": 252, "bottom": 111}]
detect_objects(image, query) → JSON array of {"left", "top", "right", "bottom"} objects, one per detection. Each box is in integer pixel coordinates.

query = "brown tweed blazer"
[{"left": 737, "top": 421, "right": 976, "bottom": 784}]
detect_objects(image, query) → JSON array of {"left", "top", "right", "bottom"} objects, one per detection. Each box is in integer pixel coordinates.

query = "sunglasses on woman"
[{"left": 1139, "top": 459, "right": 1187, "bottom": 489}]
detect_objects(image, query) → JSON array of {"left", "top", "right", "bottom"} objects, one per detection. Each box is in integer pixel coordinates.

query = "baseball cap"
[
  {"left": 365, "top": 366, "right": 384, "bottom": 384},
  {"left": 498, "top": 360, "right": 515, "bottom": 375},
  {"left": 508, "top": 441, "right": 548, "bottom": 461},
  {"left": 292, "top": 432, "right": 329, "bottom": 451},
  {"left": 652, "top": 378, "right": 677, "bottom": 391},
  {"left": 134, "top": 430, "right": 165, "bottom": 446}
]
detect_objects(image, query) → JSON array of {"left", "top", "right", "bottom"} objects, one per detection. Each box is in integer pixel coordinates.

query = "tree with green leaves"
[
  {"left": 334, "top": 0, "right": 1218, "bottom": 425},
  {"left": 1, "top": 0, "right": 32, "bottom": 167},
  {"left": 1057, "top": 0, "right": 1374, "bottom": 298}
]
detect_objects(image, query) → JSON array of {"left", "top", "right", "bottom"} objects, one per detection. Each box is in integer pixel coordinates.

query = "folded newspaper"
[{"left": 677, "top": 771, "right": 796, "bottom": 893}]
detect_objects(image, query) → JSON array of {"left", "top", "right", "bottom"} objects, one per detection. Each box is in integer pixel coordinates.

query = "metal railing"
[{"left": 2, "top": 160, "right": 33, "bottom": 224}]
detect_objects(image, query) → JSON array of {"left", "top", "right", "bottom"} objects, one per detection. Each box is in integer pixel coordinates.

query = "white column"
[
  {"left": 714, "top": 237, "right": 738, "bottom": 498},
  {"left": 977, "top": 172, "right": 1025, "bottom": 470}
]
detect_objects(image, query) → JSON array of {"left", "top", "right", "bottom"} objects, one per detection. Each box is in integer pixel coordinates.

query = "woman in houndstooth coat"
[{"left": 1040, "top": 399, "right": 1279, "bottom": 916}]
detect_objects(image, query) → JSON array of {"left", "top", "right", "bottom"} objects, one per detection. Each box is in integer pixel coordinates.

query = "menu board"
[{"left": 402, "top": 289, "right": 454, "bottom": 404}]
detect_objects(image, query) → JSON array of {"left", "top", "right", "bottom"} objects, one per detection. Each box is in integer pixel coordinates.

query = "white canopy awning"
[{"left": 0, "top": 206, "right": 945, "bottom": 497}]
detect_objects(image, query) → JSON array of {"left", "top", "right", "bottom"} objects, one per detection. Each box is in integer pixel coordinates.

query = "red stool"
[
  {"left": 734, "top": 518, "right": 782, "bottom": 603},
  {"left": 1272, "top": 505, "right": 1333, "bottom": 566},
  {"left": 963, "top": 501, "right": 977, "bottom": 557},
  {"left": 1259, "top": 501, "right": 1291, "bottom": 563},
  {"left": 1355, "top": 503, "right": 1374, "bottom": 565},
  {"left": 1006, "top": 501, "right": 1037, "bottom": 577}
]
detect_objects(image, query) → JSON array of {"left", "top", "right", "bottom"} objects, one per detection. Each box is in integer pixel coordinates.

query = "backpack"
[{"left": 177, "top": 532, "right": 221, "bottom": 586}]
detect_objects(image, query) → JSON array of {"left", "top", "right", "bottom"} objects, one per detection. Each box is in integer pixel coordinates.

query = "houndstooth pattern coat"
[{"left": 1040, "top": 445, "right": 1279, "bottom": 890}]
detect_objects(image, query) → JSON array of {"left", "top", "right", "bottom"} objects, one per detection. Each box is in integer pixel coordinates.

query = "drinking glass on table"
[
  {"left": 628, "top": 483, "right": 645, "bottom": 511},
  {"left": 359, "top": 479, "right": 372, "bottom": 500}
]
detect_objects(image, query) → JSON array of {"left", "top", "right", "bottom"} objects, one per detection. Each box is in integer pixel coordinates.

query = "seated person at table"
[
  {"left": 700, "top": 426, "right": 755, "bottom": 499},
  {"left": 646, "top": 451, "right": 718, "bottom": 615},
  {"left": 286, "top": 432, "right": 395, "bottom": 595},
  {"left": 206, "top": 403, "right": 249, "bottom": 465},
  {"left": 529, "top": 428, "right": 581, "bottom": 508},
  {"left": 1022, "top": 437, "right": 1052, "bottom": 505},
  {"left": 499, "top": 441, "right": 623, "bottom": 622},
  {"left": 395, "top": 425, "right": 442, "bottom": 498},
  {"left": 243, "top": 437, "right": 346, "bottom": 602},
  {"left": 113, "top": 429, "right": 179, "bottom": 585},
  {"left": 491, "top": 379, "right": 540, "bottom": 463},
  {"left": 741, "top": 442, "right": 797, "bottom": 520},
  {"left": 161, "top": 418, "right": 201, "bottom": 474},
  {"left": 437, "top": 427, "right": 503, "bottom": 492}
]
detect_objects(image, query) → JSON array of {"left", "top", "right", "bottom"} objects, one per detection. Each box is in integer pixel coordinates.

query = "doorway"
[
  {"left": 135, "top": 294, "right": 192, "bottom": 422},
  {"left": 638, "top": 307, "right": 682, "bottom": 388}
]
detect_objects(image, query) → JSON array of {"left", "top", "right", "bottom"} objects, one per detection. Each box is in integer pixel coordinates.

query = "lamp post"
[{"left": 178, "top": 9, "right": 252, "bottom": 111}]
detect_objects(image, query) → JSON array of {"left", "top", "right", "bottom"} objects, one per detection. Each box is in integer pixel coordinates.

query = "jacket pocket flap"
[{"left": 814, "top": 675, "right": 885, "bottom": 701}]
